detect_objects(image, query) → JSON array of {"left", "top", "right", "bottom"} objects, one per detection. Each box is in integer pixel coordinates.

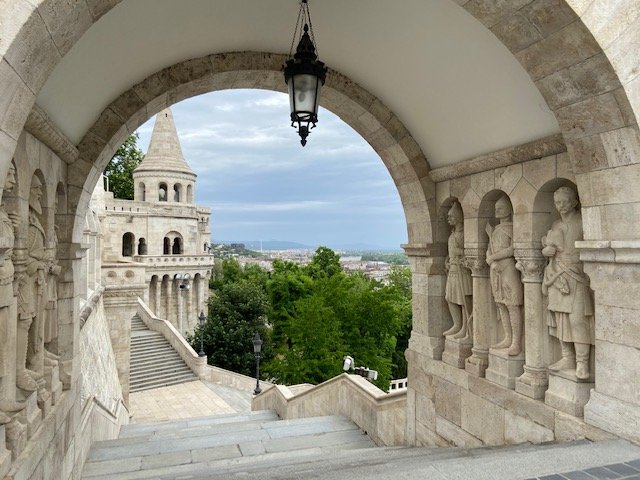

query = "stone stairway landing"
[{"left": 130, "top": 315, "right": 197, "bottom": 392}]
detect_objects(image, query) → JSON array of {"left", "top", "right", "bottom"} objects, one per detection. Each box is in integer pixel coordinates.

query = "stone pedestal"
[
  {"left": 0, "top": 425, "right": 10, "bottom": 478},
  {"left": 515, "top": 365, "right": 548, "bottom": 400},
  {"left": 442, "top": 337, "right": 472, "bottom": 369},
  {"left": 44, "top": 365, "right": 62, "bottom": 405},
  {"left": 485, "top": 348, "right": 524, "bottom": 389},
  {"left": 545, "top": 370, "right": 594, "bottom": 417},
  {"left": 17, "top": 392, "right": 41, "bottom": 438},
  {"left": 5, "top": 417, "right": 26, "bottom": 460},
  {"left": 465, "top": 347, "right": 488, "bottom": 377}
]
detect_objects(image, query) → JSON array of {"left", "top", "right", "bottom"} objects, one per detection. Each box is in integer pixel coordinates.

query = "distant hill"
[{"left": 217, "top": 240, "right": 402, "bottom": 252}]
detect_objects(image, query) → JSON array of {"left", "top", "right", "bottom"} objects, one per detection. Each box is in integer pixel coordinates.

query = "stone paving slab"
[{"left": 128, "top": 380, "right": 236, "bottom": 423}]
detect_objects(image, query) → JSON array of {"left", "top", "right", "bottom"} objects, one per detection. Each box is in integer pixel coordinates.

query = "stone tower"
[{"left": 133, "top": 108, "right": 197, "bottom": 205}]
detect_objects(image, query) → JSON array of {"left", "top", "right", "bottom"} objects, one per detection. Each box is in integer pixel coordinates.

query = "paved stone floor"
[
  {"left": 527, "top": 459, "right": 640, "bottom": 480},
  {"left": 128, "top": 380, "right": 250, "bottom": 423}
]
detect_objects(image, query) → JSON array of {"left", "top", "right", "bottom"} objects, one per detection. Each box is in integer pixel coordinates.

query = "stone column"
[
  {"left": 464, "top": 249, "right": 490, "bottom": 377},
  {"left": 402, "top": 244, "right": 448, "bottom": 360},
  {"left": 154, "top": 280, "right": 161, "bottom": 317},
  {"left": 514, "top": 249, "right": 548, "bottom": 399},
  {"left": 176, "top": 281, "right": 183, "bottom": 336}
]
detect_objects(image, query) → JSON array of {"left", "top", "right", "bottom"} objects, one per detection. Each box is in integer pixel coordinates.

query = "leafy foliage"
[
  {"left": 190, "top": 247, "right": 412, "bottom": 391},
  {"left": 103, "top": 133, "right": 144, "bottom": 199}
]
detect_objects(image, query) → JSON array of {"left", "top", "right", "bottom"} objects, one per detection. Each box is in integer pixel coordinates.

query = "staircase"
[
  {"left": 130, "top": 315, "right": 197, "bottom": 392},
  {"left": 82, "top": 411, "right": 374, "bottom": 479},
  {"left": 81, "top": 409, "right": 640, "bottom": 480}
]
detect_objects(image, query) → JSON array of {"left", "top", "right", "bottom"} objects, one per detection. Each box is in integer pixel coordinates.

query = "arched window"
[
  {"left": 122, "top": 232, "right": 134, "bottom": 257},
  {"left": 172, "top": 237, "right": 183, "bottom": 254},
  {"left": 137, "top": 238, "right": 147, "bottom": 255},
  {"left": 187, "top": 184, "right": 193, "bottom": 203},
  {"left": 158, "top": 182, "right": 168, "bottom": 201},
  {"left": 138, "top": 182, "right": 146, "bottom": 201},
  {"left": 163, "top": 237, "right": 170, "bottom": 255},
  {"left": 174, "top": 183, "right": 182, "bottom": 202}
]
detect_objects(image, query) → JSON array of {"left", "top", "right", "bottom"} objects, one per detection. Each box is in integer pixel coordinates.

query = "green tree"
[
  {"left": 306, "top": 246, "right": 342, "bottom": 279},
  {"left": 103, "top": 133, "right": 144, "bottom": 199},
  {"left": 191, "top": 280, "right": 270, "bottom": 377}
]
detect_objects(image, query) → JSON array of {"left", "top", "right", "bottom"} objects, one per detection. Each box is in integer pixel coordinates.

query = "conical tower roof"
[{"left": 133, "top": 108, "right": 195, "bottom": 177}]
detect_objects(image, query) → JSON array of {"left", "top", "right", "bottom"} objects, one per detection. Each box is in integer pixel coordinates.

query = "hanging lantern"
[{"left": 283, "top": 0, "right": 327, "bottom": 147}]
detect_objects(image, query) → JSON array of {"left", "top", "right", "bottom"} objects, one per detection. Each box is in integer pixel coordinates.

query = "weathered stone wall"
[
  {"left": 79, "top": 297, "right": 122, "bottom": 409},
  {"left": 405, "top": 143, "right": 628, "bottom": 447}
]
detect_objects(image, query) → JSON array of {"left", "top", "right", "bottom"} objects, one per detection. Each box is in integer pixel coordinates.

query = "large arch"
[{"left": 0, "top": 1, "right": 639, "bottom": 469}]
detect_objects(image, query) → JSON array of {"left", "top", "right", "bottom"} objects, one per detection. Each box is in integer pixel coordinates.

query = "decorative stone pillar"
[
  {"left": 514, "top": 249, "right": 548, "bottom": 399},
  {"left": 402, "top": 244, "right": 448, "bottom": 360},
  {"left": 464, "top": 249, "right": 490, "bottom": 377},
  {"left": 580, "top": 241, "right": 640, "bottom": 440},
  {"left": 176, "top": 279, "right": 184, "bottom": 336},
  {"left": 154, "top": 280, "right": 161, "bottom": 317}
]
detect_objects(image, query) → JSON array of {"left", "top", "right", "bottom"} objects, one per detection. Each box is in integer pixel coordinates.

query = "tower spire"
[{"left": 134, "top": 108, "right": 195, "bottom": 176}]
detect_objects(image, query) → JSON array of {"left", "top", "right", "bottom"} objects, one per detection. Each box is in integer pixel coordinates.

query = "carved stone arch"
[
  {"left": 69, "top": 52, "right": 435, "bottom": 249},
  {"left": 532, "top": 178, "right": 580, "bottom": 246}
]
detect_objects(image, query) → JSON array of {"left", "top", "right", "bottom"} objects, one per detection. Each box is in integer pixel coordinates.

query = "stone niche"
[{"left": 405, "top": 148, "right": 613, "bottom": 448}]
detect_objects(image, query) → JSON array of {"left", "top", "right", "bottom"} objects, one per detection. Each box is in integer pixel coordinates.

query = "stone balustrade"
[{"left": 252, "top": 374, "right": 407, "bottom": 447}]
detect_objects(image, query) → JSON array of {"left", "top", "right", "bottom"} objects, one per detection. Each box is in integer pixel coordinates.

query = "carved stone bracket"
[{"left": 515, "top": 249, "right": 546, "bottom": 283}]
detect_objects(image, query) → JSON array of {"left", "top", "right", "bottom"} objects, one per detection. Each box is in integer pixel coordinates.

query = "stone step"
[
  {"left": 130, "top": 365, "right": 194, "bottom": 379},
  {"left": 130, "top": 347, "right": 180, "bottom": 357},
  {"left": 83, "top": 438, "right": 640, "bottom": 480},
  {"left": 130, "top": 370, "right": 196, "bottom": 386},
  {"left": 130, "top": 359, "right": 187, "bottom": 372},
  {"left": 129, "top": 376, "right": 199, "bottom": 393},
  {"left": 120, "top": 410, "right": 279, "bottom": 437},
  {"left": 130, "top": 351, "right": 184, "bottom": 362},
  {"left": 83, "top": 415, "right": 374, "bottom": 479}
]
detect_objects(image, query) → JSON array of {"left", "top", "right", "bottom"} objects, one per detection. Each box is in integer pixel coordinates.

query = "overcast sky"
[{"left": 135, "top": 89, "right": 407, "bottom": 250}]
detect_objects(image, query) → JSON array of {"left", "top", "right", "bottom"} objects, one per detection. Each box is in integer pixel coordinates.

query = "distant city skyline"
[{"left": 135, "top": 89, "right": 407, "bottom": 249}]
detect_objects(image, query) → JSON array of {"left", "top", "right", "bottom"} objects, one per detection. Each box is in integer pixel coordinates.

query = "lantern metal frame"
[
  {"left": 252, "top": 332, "right": 263, "bottom": 395},
  {"left": 283, "top": 0, "right": 327, "bottom": 146}
]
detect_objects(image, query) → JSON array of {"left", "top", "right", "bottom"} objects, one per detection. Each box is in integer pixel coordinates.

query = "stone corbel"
[{"left": 514, "top": 249, "right": 546, "bottom": 283}]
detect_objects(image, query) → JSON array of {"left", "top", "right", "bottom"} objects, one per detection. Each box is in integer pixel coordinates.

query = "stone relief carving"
[
  {"left": 443, "top": 202, "right": 473, "bottom": 341},
  {"left": 16, "top": 177, "right": 47, "bottom": 393},
  {"left": 541, "top": 187, "right": 594, "bottom": 380},
  {"left": 0, "top": 164, "right": 25, "bottom": 423},
  {"left": 43, "top": 225, "right": 61, "bottom": 368},
  {"left": 486, "top": 195, "right": 523, "bottom": 356}
]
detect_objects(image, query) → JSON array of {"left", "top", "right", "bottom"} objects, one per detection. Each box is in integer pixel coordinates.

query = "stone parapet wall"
[{"left": 253, "top": 374, "right": 406, "bottom": 447}]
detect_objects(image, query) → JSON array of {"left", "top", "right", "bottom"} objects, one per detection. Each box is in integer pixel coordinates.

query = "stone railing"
[
  {"left": 389, "top": 378, "right": 408, "bottom": 392},
  {"left": 136, "top": 299, "right": 207, "bottom": 377},
  {"left": 132, "top": 254, "right": 214, "bottom": 268},
  {"left": 135, "top": 299, "right": 271, "bottom": 393},
  {"left": 252, "top": 373, "right": 407, "bottom": 446}
]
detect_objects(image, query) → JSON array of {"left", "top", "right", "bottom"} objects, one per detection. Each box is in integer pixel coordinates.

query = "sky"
[{"left": 135, "top": 89, "right": 407, "bottom": 250}]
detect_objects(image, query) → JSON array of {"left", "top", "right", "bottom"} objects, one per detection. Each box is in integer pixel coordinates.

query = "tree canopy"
[
  {"left": 103, "top": 133, "right": 144, "bottom": 199},
  {"left": 192, "top": 247, "right": 412, "bottom": 391}
]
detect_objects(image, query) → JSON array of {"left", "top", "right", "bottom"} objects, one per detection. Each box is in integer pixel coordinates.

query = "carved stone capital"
[
  {"left": 514, "top": 249, "right": 546, "bottom": 283},
  {"left": 464, "top": 247, "right": 489, "bottom": 277}
]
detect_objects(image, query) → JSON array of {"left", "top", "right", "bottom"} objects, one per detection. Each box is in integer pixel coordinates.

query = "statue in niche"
[
  {"left": 16, "top": 176, "right": 47, "bottom": 391},
  {"left": 541, "top": 187, "right": 594, "bottom": 380},
  {"left": 486, "top": 195, "right": 524, "bottom": 355},
  {"left": 0, "top": 164, "right": 25, "bottom": 421},
  {"left": 443, "top": 202, "right": 473, "bottom": 341},
  {"left": 43, "top": 225, "right": 61, "bottom": 367}
]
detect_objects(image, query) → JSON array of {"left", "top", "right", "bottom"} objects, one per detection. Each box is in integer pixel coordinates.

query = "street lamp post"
[
  {"left": 253, "top": 332, "right": 263, "bottom": 395},
  {"left": 198, "top": 311, "right": 206, "bottom": 357}
]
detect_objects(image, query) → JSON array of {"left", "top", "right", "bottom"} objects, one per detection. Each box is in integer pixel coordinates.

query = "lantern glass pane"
[{"left": 292, "top": 74, "right": 318, "bottom": 116}]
